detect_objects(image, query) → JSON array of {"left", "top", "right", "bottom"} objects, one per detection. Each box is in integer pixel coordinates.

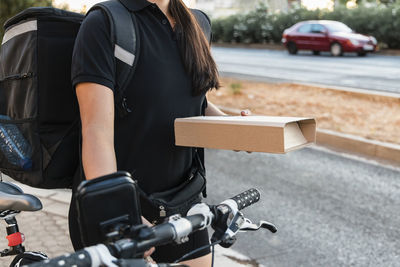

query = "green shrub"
[
  {"left": 212, "top": 15, "right": 242, "bottom": 43},
  {"left": 212, "top": 3, "right": 272, "bottom": 43},
  {"left": 0, "top": 0, "right": 53, "bottom": 39},
  {"left": 211, "top": 3, "right": 400, "bottom": 48},
  {"left": 230, "top": 82, "right": 243, "bottom": 95}
]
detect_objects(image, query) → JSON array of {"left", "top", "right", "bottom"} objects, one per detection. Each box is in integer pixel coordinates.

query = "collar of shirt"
[{"left": 119, "top": 0, "right": 152, "bottom": 12}]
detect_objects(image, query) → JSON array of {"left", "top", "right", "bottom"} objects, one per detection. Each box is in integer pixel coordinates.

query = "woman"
[{"left": 69, "top": 0, "right": 245, "bottom": 266}]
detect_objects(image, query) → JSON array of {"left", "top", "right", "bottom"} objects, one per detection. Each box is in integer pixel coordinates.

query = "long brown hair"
[{"left": 168, "top": 0, "right": 220, "bottom": 95}]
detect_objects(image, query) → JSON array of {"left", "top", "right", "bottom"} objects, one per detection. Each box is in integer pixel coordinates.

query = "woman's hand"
[
  {"left": 240, "top": 109, "right": 251, "bottom": 116},
  {"left": 235, "top": 109, "right": 252, "bottom": 153},
  {"left": 204, "top": 101, "right": 252, "bottom": 152},
  {"left": 204, "top": 101, "right": 226, "bottom": 116}
]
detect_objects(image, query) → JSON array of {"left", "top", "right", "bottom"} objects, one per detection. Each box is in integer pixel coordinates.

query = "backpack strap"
[
  {"left": 88, "top": 0, "right": 139, "bottom": 117},
  {"left": 190, "top": 9, "right": 211, "bottom": 198},
  {"left": 191, "top": 9, "right": 212, "bottom": 44}
]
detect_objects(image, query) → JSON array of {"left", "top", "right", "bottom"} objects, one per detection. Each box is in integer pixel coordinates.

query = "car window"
[
  {"left": 325, "top": 22, "right": 352, "bottom": 33},
  {"left": 311, "top": 24, "right": 326, "bottom": 33},
  {"left": 297, "top": 24, "right": 312, "bottom": 33}
]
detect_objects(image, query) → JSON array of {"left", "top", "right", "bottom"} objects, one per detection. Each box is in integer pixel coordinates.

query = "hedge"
[{"left": 211, "top": 3, "right": 400, "bottom": 48}]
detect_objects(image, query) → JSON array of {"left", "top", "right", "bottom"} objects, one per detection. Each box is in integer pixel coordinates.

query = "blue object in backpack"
[{"left": 0, "top": 115, "right": 32, "bottom": 170}]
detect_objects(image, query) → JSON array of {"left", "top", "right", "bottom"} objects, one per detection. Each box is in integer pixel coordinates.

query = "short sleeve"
[{"left": 71, "top": 9, "right": 115, "bottom": 91}]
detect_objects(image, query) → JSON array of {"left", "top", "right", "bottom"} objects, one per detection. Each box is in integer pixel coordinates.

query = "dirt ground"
[{"left": 207, "top": 77, "right": 400, "bottom": 145}]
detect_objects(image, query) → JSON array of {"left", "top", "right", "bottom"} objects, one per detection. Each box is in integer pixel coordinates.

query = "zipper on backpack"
[{"left": 0, "top": 72, "right": 33, "bottom": 82}]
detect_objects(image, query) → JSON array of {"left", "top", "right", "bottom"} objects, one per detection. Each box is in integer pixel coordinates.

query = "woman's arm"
[
  {"left": 77, "top": 83, "right": 155, "bottom": 257},
  {"left": 205, "top": 100, "right": 250, "bottom": 116},
  {"left": 204, "top": 101, "right": 226, "bottom": 116},
  {"left": 76, "top": 82, "right": 117, "bottom": 180},
  {"left": 76, "top": 82, "right": 155, "bottom": 237}
]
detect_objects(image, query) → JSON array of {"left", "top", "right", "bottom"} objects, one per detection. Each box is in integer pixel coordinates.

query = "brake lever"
[{"left": 240, "top": 218, "right": 277, "bottom": 233}]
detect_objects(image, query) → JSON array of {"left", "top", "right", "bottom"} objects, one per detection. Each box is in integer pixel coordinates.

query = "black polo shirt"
[{"left": 71, "top": 0, "right": 207, "bottom": 194}]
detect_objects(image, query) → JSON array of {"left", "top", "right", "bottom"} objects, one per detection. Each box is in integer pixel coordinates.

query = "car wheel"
[
  {"left": 287, "top": 42, "right": 298, "bottom": 55},
  {"left": 330, "top": 43, "right": 342, "bottom": 56},
  {"left": 313, "top": 51, "right": 320, "bottom": 55},
  {"left": 357, "top": 52, "right": 367, "bottom": 57}
]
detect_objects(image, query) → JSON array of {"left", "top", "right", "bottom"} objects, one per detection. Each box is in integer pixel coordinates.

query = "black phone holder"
[{"left": 75, "top": 171, "right": 142, "bottom": 247}]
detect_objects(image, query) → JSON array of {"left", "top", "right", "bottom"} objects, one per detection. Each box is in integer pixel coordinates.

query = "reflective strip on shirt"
[
  {"left": 2, "top": 20, "right": 37, "bottom": 45},
  {"left": 114, "top": 44, "right": 135, "bottom": 66}
]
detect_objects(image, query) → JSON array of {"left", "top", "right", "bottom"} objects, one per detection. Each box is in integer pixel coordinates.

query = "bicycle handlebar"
[
  {"left": 26, "top": 244, "right": 162, "bottom": 267},
  {"left": 28, "top": 188, "right": 268, "bottom": 267},
  {"left": 27, "top": 249, "right": 98, "bottom": 267},
  {"left": 231, "top": 188, "right": 261, "bottom": 211}
]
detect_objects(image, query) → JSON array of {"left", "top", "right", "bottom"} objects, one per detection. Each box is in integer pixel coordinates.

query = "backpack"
[
  {"left": 0, "top": 0, "right": 211, "bottom": 189},
  {"left": 0, "top": 1, "right": 138, "bottom": 188}
]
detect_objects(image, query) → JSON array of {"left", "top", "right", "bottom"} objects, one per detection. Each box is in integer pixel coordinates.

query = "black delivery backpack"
[{"left": 0, "top": 1, "right": 140, "bottom": 188}]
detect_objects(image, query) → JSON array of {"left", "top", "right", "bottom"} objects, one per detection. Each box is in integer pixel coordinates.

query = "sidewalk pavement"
[{"left": 0, "top": 177, "right": 260, "bottom": 267}]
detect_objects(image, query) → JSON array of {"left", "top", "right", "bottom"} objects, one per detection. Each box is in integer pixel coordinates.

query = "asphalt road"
[
  {"left": 205, "top": 148, "right": 400, "bottom": 267},
  {"left": 212, "top": 47, "right": 400, "bottom": 94}
]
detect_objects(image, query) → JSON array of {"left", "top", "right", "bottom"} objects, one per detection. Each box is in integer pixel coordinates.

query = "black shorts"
[{"left": 68, "top": 194, "right": 211, "bottom": 263}]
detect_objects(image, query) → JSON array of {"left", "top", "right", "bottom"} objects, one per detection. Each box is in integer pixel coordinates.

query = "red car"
[{"left": 282, "top": 20, "right": 377, "bottom": 56}]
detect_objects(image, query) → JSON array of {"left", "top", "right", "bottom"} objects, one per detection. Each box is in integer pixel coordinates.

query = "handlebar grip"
[
  {"left": 27, "top": 250, "right": 92, "bottom": 267},
  {"left": 230, "top": 188, "right": 260, "bottom": 210},
  {"left": 135, "top": 223, "right": 176, "bottom": 254},
  {"left": 115, "top": 258, "right": 149, "bottom": 267}
]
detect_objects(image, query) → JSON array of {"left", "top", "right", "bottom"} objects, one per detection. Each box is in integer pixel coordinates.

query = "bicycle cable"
[
  {"left": 173, "top": 239, "right": 221, "bottom": 264},
  {"left": 211, "top": 242, "right": 216, "bottom": 267}
]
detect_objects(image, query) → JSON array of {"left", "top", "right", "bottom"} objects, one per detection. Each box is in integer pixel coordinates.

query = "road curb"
[
  {"left": 316, "top": 129, "right": 400, "bottom": 165},
  {"left": 212, "top": 43, "right": 400, "bottom": 56},
  {"left": 292, "top": 82, "right": 400, "bottom": 99},
  {"left": 217, "top": 106, "right": 400, "bottom": 166},
  {"left": 219, "top": 71, "right": 400, "bottom": 99}
]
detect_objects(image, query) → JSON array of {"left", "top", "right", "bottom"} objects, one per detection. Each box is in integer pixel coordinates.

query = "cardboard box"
[{"left": 174, "top": 116, "right": 316, "bottom": 153}]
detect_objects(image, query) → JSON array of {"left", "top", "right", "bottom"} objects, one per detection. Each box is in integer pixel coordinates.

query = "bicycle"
[
  {"left": 22, "top": 188, "right": 277, "bottom": 267},
  {"left": 0, "top": 181, "right": 49, "bottom": 266}
]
